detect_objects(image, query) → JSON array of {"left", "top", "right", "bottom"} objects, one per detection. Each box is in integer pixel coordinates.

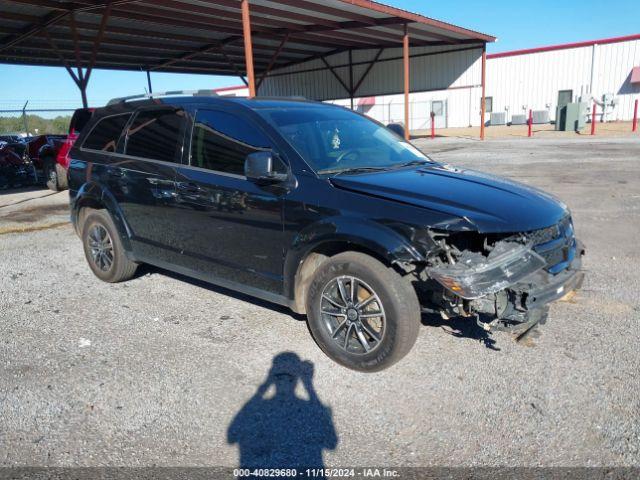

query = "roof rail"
[
  {"left": 252, "top": 95, "right": 308, "bottom": 101},
  {"left": 107, "top": 89, "right": 219, "bottom": 106}
]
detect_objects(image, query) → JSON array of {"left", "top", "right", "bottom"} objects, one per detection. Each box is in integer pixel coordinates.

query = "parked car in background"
[
  {"left": 68, "top": 93, "right": 585, "bottom": 372},
  {"left": 40, "top": 108, "right": 93, "bottom": 191},
  {"left": 26, "top": 134, "right": 66, "bottom": 171},
  {"left": 0, "top": 134, "right": 26, "bottom": 144},
  {"left": 0, "top": 141, "right": 37, "bottom": 189}
]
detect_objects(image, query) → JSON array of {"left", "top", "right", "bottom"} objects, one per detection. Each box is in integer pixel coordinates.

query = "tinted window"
[
  {"left": 126, "top": 109, "right": 185, "bottom": 163},
  {"left": 83, "top": 114, "right": 131, "bottom": 152},
  {"left": 190, "top": 110, "right": 272, "bottom": 175}
]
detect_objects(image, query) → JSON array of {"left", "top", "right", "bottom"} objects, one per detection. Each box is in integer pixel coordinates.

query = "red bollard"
[
  {"left": 591, "top": 103, "right": 597, "bottom": 135},
  {"left": 430, "top": 111, "right": 436, "bottom": 139},
  {"left": 528, "top": 109, "right": 533, "bottom": 137},
  {"left": 633, "top": 99, "right": 638, "bottom": 133}
]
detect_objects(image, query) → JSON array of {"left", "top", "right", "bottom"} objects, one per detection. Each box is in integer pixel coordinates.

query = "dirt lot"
[{"left": 1, "top": 137, "right": 639, "bottom": 468}]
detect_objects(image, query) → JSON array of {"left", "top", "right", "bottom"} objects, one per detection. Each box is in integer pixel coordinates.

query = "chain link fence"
[{"left": 0, "top": 99, "right": 112, "bottom": 136}]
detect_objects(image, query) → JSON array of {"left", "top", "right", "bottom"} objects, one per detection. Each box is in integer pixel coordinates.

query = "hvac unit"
[
  {"left": 532, "top": 110, "right": 550, "bottom": 124},
  {"left": 511, "top": 114, "right": 527, "bottom": 125},
  {"left": 489, "top": 112, "right": 506, "bottom": 126}
]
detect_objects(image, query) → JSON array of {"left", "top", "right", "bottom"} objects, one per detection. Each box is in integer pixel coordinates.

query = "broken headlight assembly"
[{"left": 427, "top": 243, "right": 547, "bottom": 300}]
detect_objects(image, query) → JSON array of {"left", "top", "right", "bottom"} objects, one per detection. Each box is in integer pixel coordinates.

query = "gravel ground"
[{"left": 1, "top": 137, "right": 639, "bottom": 468}]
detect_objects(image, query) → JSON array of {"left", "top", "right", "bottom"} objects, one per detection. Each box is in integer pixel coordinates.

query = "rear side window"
[
  {"left": 125, "top": 109, "right": 185, "bottom": 163},
  {"left": 82, "top": 114, "right": 131, "bottom": 152},
  {"left": 190, "top": 110, "right": 271, "bottom": 175}
]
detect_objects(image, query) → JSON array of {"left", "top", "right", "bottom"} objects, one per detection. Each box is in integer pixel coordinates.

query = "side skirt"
[{"left": 134, "top": 254, "right": 295, "bottom": 311}]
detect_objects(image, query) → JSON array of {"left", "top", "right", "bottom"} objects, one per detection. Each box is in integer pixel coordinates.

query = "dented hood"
[{"left": 330, "top": 164, "right": 568, "bottom": 233}]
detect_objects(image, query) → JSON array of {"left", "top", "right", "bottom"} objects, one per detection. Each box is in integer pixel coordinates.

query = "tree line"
[{"left": 0, "top": 114, "right": 72, "bottom": 136}]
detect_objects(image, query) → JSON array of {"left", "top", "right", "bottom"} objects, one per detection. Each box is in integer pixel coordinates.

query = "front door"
[{"left": 171, "top": 108, "right": 287, "bottom": 295}]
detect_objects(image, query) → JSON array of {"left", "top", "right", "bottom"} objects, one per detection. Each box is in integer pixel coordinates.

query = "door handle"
[
  {"left": 176, "top": 181, "right": 201, "bottom": 193},
  {"left": 110, "top": 168, "right": 125, "bottom": 177}
]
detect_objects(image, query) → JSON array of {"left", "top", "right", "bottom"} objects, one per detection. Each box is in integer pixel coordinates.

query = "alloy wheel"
[
  {"left": 88, "top": 224, "right": 114, "bottom": 272},
  {"left": 48, "top": 167, "right": 57, "bottom": 185},
  {"left": 320, "top": 275, "right": 386, "bottom": 355}
]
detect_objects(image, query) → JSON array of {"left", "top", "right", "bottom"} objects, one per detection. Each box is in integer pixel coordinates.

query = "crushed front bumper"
[
  {"left": 527, "top": 268, "right": 585, "bottom": 309},
  {"left": 517, "top": 245, "right": 585, "bottom": 311}
]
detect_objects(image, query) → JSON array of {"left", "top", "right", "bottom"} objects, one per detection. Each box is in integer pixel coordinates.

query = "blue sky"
[{"left": 1, "top": 0, "right": 638, "bottom": 115}]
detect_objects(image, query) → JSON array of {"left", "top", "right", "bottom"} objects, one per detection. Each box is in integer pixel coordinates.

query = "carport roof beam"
[{"left": 0, "top": 0, "right": 495, "bottom": 76}]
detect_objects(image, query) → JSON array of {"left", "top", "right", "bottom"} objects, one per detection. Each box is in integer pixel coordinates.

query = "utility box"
[
  {"left": 532, "top": 110, "right": 550, "bottom": 124},
  {"left": 558, "top": 102, "right": 588, "bottom": 131},
  {"left": 511, "top": 114, "right": 527, "bottom": 125},
  {"left": 489, "top": 112, "right": 506, "bottom": 126}
]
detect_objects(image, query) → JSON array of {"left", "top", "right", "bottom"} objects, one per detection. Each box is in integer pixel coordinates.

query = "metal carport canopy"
[{"left": 0, "top": 0, "right": 496, "bottom": 137}]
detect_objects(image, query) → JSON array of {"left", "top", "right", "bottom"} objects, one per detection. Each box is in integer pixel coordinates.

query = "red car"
[
  {"left": 39, "top": 108, "right": 93, "bottom": 191},
  {"left": 26, "top": 134, "right": 66, "bottom": 171}
]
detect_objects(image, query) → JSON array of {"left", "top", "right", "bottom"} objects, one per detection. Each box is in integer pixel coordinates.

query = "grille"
[{"left": 529, "top": 216, "right": 576, "bottom": 274}]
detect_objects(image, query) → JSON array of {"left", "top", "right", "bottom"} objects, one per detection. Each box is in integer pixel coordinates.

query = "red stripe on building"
[{"left": 487, "top": 33, "right": 640, "bottom": 59}]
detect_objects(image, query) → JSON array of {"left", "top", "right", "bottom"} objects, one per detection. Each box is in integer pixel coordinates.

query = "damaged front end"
[{"left": 413, "top": 215, "right": 585, "bottom": 335}]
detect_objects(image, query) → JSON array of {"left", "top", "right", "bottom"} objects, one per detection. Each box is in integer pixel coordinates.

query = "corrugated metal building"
[
  {"left": 220, "top": 34, "right": 640, "bottom": 130},
  {"left": 486, "top": 34, "right": 640, "bottom": 126},
  {"left": 259, "top": 44, "right": 484, "bottom": 129}
]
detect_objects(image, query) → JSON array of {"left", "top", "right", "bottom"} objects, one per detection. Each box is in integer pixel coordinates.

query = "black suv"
[{"left": 68, "top": 92, "right": 585, "bottom": 372}]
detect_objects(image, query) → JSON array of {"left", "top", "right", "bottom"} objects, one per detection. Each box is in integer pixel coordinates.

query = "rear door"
[{"left": 110, "top": 107, "right": 187, "bottom": 260}]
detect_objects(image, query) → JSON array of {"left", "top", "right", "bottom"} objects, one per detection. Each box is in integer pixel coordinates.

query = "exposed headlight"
[{"left": 427, "top": 244, "right": 546, "bottom": 299}]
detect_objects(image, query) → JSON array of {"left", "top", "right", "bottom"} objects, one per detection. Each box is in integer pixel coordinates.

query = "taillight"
[{"left": 56, "top": 133, "right": 77, "bottom": 169}]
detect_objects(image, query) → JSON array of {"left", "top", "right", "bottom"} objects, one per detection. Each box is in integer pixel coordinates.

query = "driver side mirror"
[{"left": 244, "top": 151, "right": 288, "bottom": 183}]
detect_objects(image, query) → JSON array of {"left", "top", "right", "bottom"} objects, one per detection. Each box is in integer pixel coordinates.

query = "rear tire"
[
  {"left": 305, "top": 252, "right": 421, "bottom": 372},
  {"left": 43, "top": 158, "right": 60, "bottom": 191},
  {"left": 56, "top": 163, "right": 68, "bottom": 190},
  {"left": 81, "top": 209, "right": 137, "bottom": 283}
]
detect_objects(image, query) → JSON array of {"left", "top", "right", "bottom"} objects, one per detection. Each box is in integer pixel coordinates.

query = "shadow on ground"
[
  {"left": 421, "top": 312, "right": 500, "bottom": 350},
  {"left": 227, "top": 352, "right": 338, "bottom": 470}
]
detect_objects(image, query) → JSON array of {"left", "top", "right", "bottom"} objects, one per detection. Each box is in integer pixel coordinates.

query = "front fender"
[
  {"left": 283, "top": 216, "right": 424, "bottom": 301},
  {"left": 71, "top": 181, "right": 133, "bottom": 253}
]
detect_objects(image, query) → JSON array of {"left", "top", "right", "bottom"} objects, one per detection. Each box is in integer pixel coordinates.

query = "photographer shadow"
[{"left": 227, "top": 352, "right": 338, "bottom": 471}]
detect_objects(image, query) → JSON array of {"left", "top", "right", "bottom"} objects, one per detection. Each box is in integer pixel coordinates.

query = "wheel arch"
[
  {"left": 285, "top": 217, "right": 424, "bottom": 314},
  {"left": 72, "top": 182, "right": 133, "bottom": 253}
]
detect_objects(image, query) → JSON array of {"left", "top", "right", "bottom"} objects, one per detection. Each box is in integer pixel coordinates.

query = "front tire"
[
  {"left": 305, "top": 252, "right": 421, "bottom": 372},
  {"left": 81, "top": 210, "right": 138, "bottom": 283}
]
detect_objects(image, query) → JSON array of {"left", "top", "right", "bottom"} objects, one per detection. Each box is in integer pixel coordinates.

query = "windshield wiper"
[
  {"left": 320, "top": 166, "right": 391, "bottom": 176},
  {"left": 394, "top": 160, "right": 430, "bottom": 168}
]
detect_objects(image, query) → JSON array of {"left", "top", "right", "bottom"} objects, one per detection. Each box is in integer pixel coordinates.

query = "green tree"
[{"left": 0, "top": 114, "right": 72, "bottom": 136}]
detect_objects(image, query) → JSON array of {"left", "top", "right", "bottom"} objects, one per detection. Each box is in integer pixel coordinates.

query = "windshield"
[{"left": 256, "top": 106, "right": 431, "bottom": 174}]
